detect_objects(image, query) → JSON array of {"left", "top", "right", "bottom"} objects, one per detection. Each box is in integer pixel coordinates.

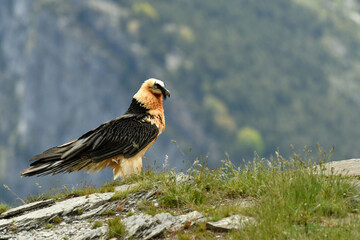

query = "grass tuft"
[
  {"left": 51, "top": 216, "right": 62, "bottom": 224},
  {"left": 75, "top": 209, "right": 84, "bottom": 215},
  {"left": 92, "top": 220, "right": 104, "bottom": 229},
  {"left": 107, "top": 217, "right": 126, "bottom": 239},
  {"left": 0, "top": 203, "right": 10, "bottom": 214},
  {"left": 44, "top": 223, "right": 55, "bottom": 229},
  {"left": 101, "top": 210, "right": 116, "bottom": 216}
]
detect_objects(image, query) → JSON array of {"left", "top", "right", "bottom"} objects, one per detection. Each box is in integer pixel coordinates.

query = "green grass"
[
  {"left": 107, "top": 217, "right": 126, "bottom": 239},
  {"left": 51, "top": 216, "right": 62, "bottom": 224},
  {"left": 125, "top": 147, "right": 360, "bottom": 239},
  {"left": 92, "top": 220, "right": 104, "bottom": 229},
  {"left": 75, "top": 209, "right": 84, "bottom": 215},
  {"left": 44, "top": 223, "right": 55, "bottom": 229},
  {"left": 137, "top": 200, "right": 168, "bottom": 216},
  {"left": 0, "top": 203, "right": 10, "bottom": 214},
  {"left": 12, "top": 146, "right": 360, "bottom": 239}
]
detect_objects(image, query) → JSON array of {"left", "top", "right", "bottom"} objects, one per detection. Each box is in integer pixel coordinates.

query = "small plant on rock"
[
  {"left": 108, "top": 217, "right": 126, "bottom": 239},
  {"left": 92, "top": 221, "right": 104, "bottom": 229}
]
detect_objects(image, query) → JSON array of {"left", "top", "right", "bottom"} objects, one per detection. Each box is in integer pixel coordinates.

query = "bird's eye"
[{"left": 153, "top": 84, "right": 159, "bottom": 89}]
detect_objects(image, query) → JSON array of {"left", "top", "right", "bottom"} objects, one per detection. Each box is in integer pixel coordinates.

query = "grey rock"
[
  {"left": 74, "top": 205, "right": 106, "bottom": 220},
  {"left": 0, "top": 199, "right": 55, "bottom": 219},
  {"left": 0, "top": 192, "right": 113, "bottom": 231},
  {"left": 123, "top": 211, "right": 204, "bottom": 239},
  {"left": 71, "top": 225, "right": 108, "bottom": 240},
  {"left": 206, "top": 214, "right": 255, "bottom": 232},
  {"left": 173, "top": 210, "right": 206, "bottom": 226},
  {"left": 0, "top": 235, "right": 11, "bottom": 240},
  {"left": 10, "top": 219, "right": 108, "bottom": 240},
  {"left": 123, "top": 213, "right": 164, "bottom": 239},
  {"left": 323, "top": 159, "right": 360, "bottom": 176}
]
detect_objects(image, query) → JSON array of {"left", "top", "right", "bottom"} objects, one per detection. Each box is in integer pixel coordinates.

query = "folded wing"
[{"left": 21, "top": 114, "right": 159, "bottom": 176}]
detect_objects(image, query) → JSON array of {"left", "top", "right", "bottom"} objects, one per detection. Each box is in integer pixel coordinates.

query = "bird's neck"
[
  {"left": 125, "top": 98, "right": 149, "bottom": 114},
  {"left": 132, "top": 89, "right": 164, "bottom": 113},
  {"left": 127, "top": 96, "right": 165, "bottom": 132}
]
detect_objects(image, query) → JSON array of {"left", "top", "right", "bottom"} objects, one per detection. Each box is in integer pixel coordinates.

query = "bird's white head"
[
  {"left": 135, "top": 78, "right": 170, "bottom": 102},
  {"left": 147, "top": 78, "right": 170, "bottom": 99}
]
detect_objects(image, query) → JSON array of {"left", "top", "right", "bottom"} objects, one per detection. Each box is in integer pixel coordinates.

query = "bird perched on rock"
[{"left": 21, "top": 78, "right": 170, "bottom": 179}]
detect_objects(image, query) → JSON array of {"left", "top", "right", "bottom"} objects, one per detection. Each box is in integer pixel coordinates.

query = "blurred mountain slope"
[{"left": 2, "top": 0, "right": 360, "bottom": 203}]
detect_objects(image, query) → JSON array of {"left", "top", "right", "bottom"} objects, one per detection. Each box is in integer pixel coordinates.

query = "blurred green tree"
[{"left": 237, "top": 127, "right": 265, "bottom": 157}]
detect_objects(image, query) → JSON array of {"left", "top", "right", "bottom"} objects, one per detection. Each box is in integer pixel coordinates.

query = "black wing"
[
  {"left": 65, "top": 114, "right": 159, "bottom": 162},
  {"left": 22, "top": 114, "right": 159, "bottom": 177}
]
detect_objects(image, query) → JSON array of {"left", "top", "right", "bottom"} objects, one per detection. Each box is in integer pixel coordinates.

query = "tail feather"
[
  {"left": 21, "top": 139, "right": 93, "bottom": 177},
  {"left": 60, "top": 138, "right": 88, "bottom": 159},
  {"left": 28, "top": 146, "right": 62, "bottom": 162}
]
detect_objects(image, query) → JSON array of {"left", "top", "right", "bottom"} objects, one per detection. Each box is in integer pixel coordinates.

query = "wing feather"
[
  {"left": 22, "top": 114, "right": 159, "bottom": 177},
  {"left": 71, "top": 114, "right": 159, "bottom": 162}
]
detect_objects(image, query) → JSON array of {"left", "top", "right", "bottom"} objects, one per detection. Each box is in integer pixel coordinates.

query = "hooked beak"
[{"left": 161, "top": 88, "right": 171, "bottom": 100}]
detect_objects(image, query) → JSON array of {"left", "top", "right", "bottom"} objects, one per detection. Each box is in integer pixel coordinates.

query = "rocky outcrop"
[
  {"left": 0, "top": 185, "right": 128, "bottom": 239},
  {"left": 0, "top": 182, "right": 219, "bottom": 240},
  {"left": 5, "top": 157, "right": 359, "bottom": 239},
  {"left": 0, "top": 179, "right": 256, "bottom": 239}
]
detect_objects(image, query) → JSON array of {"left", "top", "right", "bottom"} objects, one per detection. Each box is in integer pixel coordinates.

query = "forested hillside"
[
  {"left": 141, "top": 0, "right": 360, "bottom": 160},
  {"left": 2, "top": 0, "right": 360, "bottom": 203}
]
